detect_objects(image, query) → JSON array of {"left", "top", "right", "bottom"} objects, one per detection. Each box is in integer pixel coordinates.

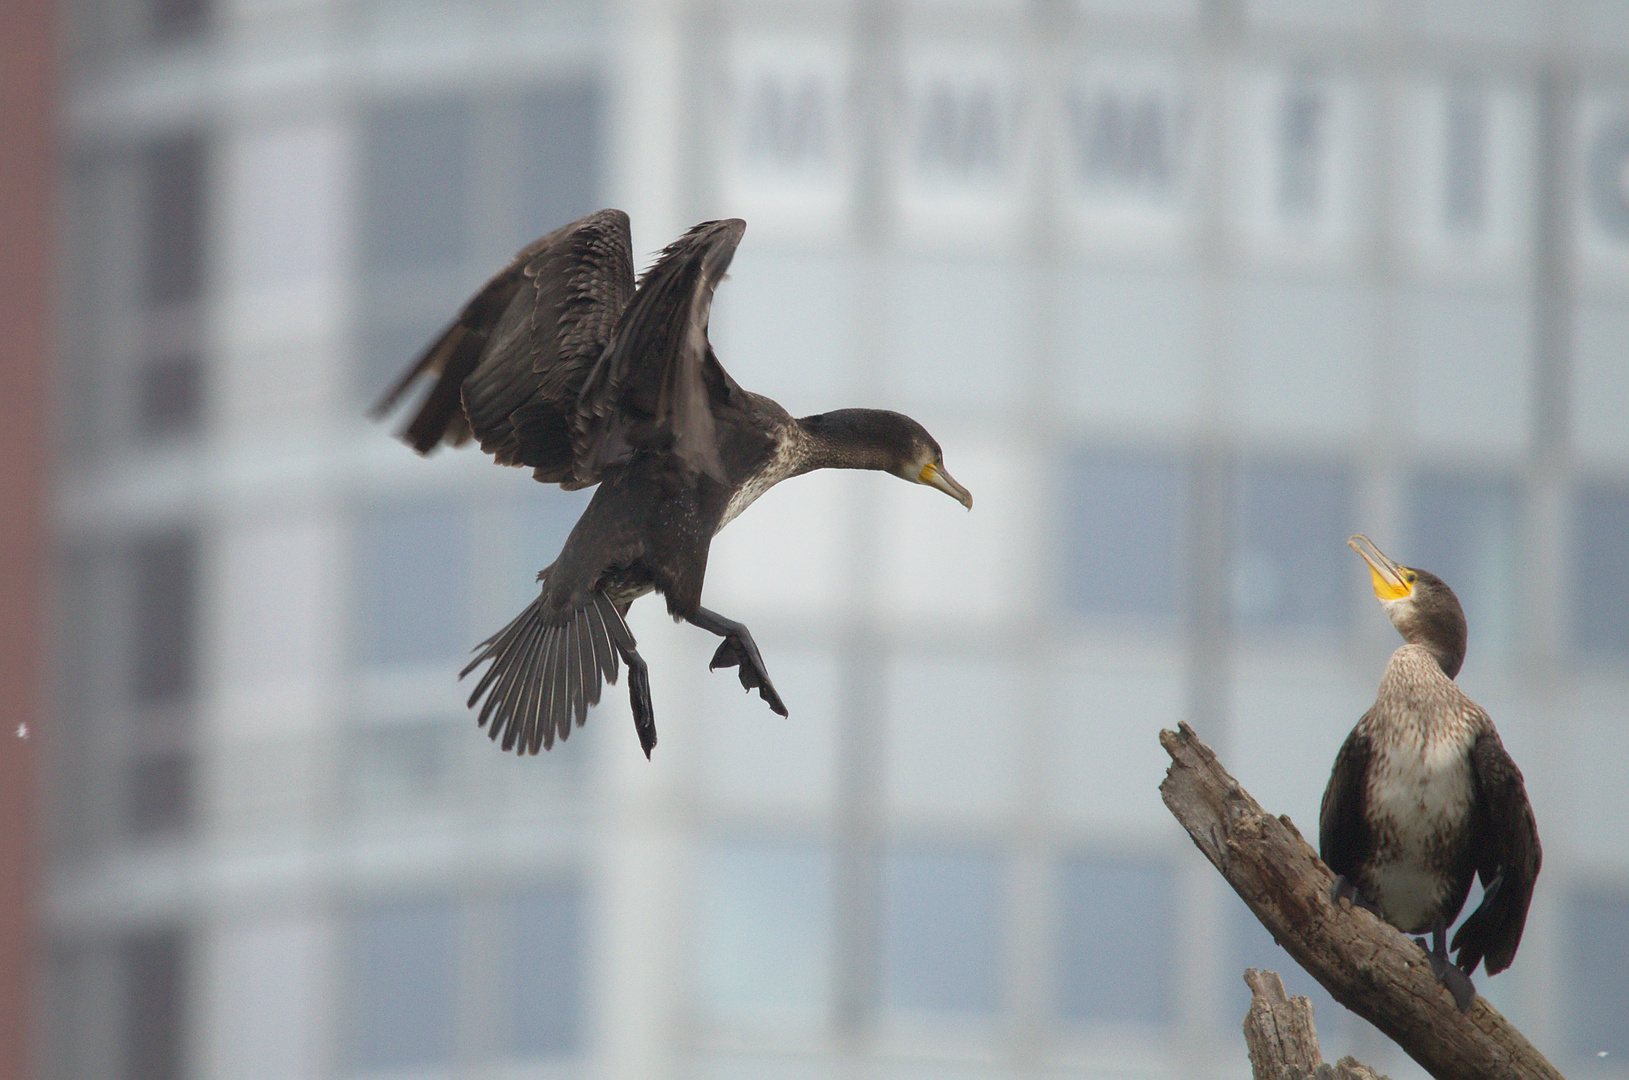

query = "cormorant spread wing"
[
  {"left": 371, "top": 208, "right": 636, "bottom": 486},
  {"left": 572, "top": 218, "right": 744, "bottom": 484}
]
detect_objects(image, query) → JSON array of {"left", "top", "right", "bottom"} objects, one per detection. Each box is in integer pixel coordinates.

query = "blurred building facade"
[{"left": 40, "top": 0, "right": 1629, "bottom": 1078}]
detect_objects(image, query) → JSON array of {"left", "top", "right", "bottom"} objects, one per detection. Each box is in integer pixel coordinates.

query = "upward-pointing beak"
[
  {"left": 920, "top": 462, "right": 973, "bottom": 510},
  {"left": 1348, "top": 534, "right": 1412, "bottom": 601}
]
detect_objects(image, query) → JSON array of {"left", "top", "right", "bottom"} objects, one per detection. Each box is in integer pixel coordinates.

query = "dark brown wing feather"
[
  {"left": 572, "top": 217, "right": 746, "bottom": 484},
  {"left": 461, "top": 586, "right": 633, "bottom": 755},
  {"left": 1452, "top": 728, "right": 1542, "bottom": 977},
  {"left": 1319, "top": 722, "right": 1373, "bottom": 883},
  {"left": 372, "top": 209, "right": 635, "bottom": 483}
]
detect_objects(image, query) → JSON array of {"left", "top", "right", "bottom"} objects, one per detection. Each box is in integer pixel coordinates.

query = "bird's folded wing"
[
  {"left": 1452, "top": 726, "right": 1542, "bottom": 976},
  {"left": 1318, "top": 721, "right": 1373, "bottom": 880}
]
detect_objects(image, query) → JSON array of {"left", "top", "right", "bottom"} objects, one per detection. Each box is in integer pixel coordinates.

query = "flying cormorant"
[
  {"left": 1320, "top": 534, "right": 1541, "bottom": 1011},
  {"left": 373, "top": 210, "right": 972, "bottom": 758}
]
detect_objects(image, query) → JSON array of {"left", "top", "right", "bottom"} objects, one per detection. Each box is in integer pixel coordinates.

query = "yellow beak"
[
  {"left": 920, "top": 462, "right": 973, "bottom": 510},
  {"left": 1348, "top": 534, "right": 1412, "bottom": 601}
]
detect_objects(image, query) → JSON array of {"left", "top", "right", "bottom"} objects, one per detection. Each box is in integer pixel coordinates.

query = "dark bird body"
[
  {"left": 374, "top": 210, "right": 971, "bottom": 758},
  {"left": 1321, "top": 535, "right": 1541, "bottom": 1011}
]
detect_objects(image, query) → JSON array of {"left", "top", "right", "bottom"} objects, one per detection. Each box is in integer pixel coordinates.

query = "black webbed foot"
[
  {"left": 709, "top": 635, "right": 788, "bottom": 716},
  {"left": 1419, "top": 926, "right": 1477, "bottom": 1012},
  {"left": 688, "top": 606, "right": 789, "bottom": 717}
]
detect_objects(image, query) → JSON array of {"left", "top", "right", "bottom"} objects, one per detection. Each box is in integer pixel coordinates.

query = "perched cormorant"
[
  {"left": 373, "top": 210, "right": 972, "bottom": 758},
  {"left": 1320, "top": 534, "right": 1541, "bottom": 1011}
]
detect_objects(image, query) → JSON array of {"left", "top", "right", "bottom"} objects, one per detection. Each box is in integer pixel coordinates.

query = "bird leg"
[
  {"left": 686, "top": 606, "right": 788, "bottom": 717},
  {"left": 622, "top": 644, "right": 656, "bottom": 759},
  {"left": 1414, "top": 921, "right": 1476, "bottom": 1012},
  {"left": 1330, "top": 875, "right": 1384, "bottom": 917}
]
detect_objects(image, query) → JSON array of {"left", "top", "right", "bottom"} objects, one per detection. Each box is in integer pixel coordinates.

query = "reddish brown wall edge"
[{"left": 0, "top": 0, "right": 54, "bottom": 1077}]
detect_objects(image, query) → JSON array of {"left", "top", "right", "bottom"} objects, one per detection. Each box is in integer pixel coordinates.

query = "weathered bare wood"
[
  {"left": 1243, "top": 968, "right": 1388, "bottom": 1080},
  {"left": 1160, "top": 723, "right": 1564, "bottom": 1080}
]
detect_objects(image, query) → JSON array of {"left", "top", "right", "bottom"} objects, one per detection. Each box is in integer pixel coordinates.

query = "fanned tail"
[{"left": 461, "top": 589, "right": 634, "bottom": 754}]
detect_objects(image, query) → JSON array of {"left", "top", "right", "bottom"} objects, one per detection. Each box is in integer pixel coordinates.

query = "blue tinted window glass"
[
  {"left": 1234, "top": 461, "right": 1351, "bottom": 631},
  {"left": 355, "top": 502, "right": 470, "bottom": 666},
  {"left": 1056, "top": 857, "right": 1173, "bottom": 1024},
  {"left": 1061, "top": 451, "right": 1184, "bottom": 620},
  {"left": 702, "top": 843, "right": 833, "bottom": 1019},
  {"left": 504, "top": 884, "right": 585, "bottom": 1058},
  {"left": 1574, "top": 482, "right": 1629, "bottom": 658},
  {"left": 514, "top": 83, "right": 603, "bottom": 245},
  {"left": 1569, "top": 889, "right": 1629, "bottom": 1060},
  {"left": 361, "top": 97, "right": 472, "bottom": 272},
  {"left": 883, "top": 850, "right": 1001, "bottom": 1016},
  {"left": 348, "top": 898, "right": 456, "bottom": 1070}
]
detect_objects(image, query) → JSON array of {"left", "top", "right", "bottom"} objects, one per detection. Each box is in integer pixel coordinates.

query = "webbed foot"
[
  {"left": 709, "top": 634, "right": 788, "bottom": 717},
  {"left": 688, "top": 606, "right": 789, "bottom": 717},
  {"left": 1418, "top": 927, "right": 1477, "bottom": 1012}
]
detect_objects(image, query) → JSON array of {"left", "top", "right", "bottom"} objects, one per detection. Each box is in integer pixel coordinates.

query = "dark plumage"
[
  {"left": 1320, "top": 534, "right": 1541, "bottom": 1012},
  {"left": 373, "top": 210, "right": 971, "bottom": 758}
]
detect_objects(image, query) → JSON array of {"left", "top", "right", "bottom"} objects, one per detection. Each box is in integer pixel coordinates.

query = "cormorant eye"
[{"left": 1405, "top": 571, "right": 1417, "bottom": 583}]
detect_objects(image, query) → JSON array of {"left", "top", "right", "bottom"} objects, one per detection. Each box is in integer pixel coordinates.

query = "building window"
[
  {"left": 701, "top": 842, "right": 833, "bottom": 1022},
  {"left": 361, "top": 96, "right": 473, "bottom": 274},
  {"left": 138, "top": 133, "right": 208, "bottom": 442},
  {"left": 127, "top": 530, "right": 198, "bottom": 839},
  {"left": 501, "top": 884, "right": 586, "bottom": 1058},
  {"left": 1232, "top": 460, "right": 1352, "bottom": 633},
  {"left": 1278, "top": 76, "right": 1325, "bottom": 218},
  {"left": 515, "top": 83, "right": 603, "bottom": 243},
  {"left": 883, "top": 849, "right": 1002, "bottom": 1017},
  {"left": 354, "top": 501, "right": 471, "bottom": 668},
  {"left": 1567, "top": 888, "right": 1629, "bottom": 1061},
  {"left": 131, "top": 532, "right": 197, "bottom": 705},
  {"left": 1060, "top": 450, "right": 1185, "bottom": 623},
  {"left": 142, "top": 134, "right": 207, "bottom": 308},
  {"left": 124, "top": 928, "right": 187, "bottom": 1080},
  {"left": 1587, "top": 113, "right": 1629, "bottom": 242},
  {"left": 1404, "top": 470, "right": 1517, "bottom": 657},
  {"left": 1443, "top": 85, "right": 1487, "bottom": 232},
  {"left": 1056, "top": 856, "right": 1173, "bottom": 1025},
  {"left": 347, "top": 898, "right": 458, "bottom": 1072},
  {"left": 149, "top": 0, "right": 210, "bottom": 42},
  {"left": 1574, "top": 481, "right": 1629, "bottom": 659}
]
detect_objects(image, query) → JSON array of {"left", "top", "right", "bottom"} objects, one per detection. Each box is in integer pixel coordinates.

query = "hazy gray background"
[{"left": 43, "top": 0, "right": 1629, "bottom": 1078}]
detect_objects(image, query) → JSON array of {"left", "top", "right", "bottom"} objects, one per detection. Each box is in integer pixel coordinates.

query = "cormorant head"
[
  {"left": 1348, "top": 534, "right": 1467, "bottom": 679},
  {"left": 799, "top": 409, "right": 972, "bottom": 509}
]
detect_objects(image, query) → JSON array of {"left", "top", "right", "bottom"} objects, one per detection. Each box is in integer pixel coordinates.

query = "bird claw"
[
  {"left": 709, "top": 636, "right": 788, "bottom": 717},
  {"left": 1331, "top": 876, "right": 1383, "bottom": 917},
  {"left": 1418, "top": 936, "right": 1477, "bottom": 1012}
]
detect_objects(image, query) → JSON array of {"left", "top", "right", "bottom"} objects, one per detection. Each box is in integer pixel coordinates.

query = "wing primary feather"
[
  {"left": 567, "top": 614, "right": 586, "bottom": 730},
  {"left": 585, "top": 597, "right": 617, "bottom": 689},
  {"left": 474, "top": 602, "right": 545, "bottom": 744},
  {"left": 504, "top": 617, "right": 550, "bottom": 753},
  {"left": 573, "top": 609, "right": 595, "bottom": 722}
]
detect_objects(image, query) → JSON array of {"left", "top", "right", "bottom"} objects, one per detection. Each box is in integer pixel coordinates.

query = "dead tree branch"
[
  {"left": 1159, "top": 722, "right": 1563, "bottom": 1080},
  {"left": 1244, "top": 968, "right": 1387, "bottom": 1080}
]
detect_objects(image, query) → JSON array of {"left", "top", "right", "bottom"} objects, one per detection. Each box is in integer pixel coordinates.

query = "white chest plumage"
[
  {"left": 717, "top": 430, "right": 806, "bottom": 532},
  {"left": 1359, "top": 646, "right": 1482, "bottom": 932}
]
